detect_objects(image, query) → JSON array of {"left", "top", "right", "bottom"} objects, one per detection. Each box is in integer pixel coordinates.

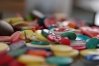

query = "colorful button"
[
  {"left": 35, "top": 30, "right": 48, "bottom": 41},
  {"left": 76, "top": 34, "right": 90, "bottom": 41},
  {"left": 51, "top": 45, "right": 72, "bottom": 52},
  {"left": 47, "top": 34, "right": 62, "bottom": 43},
  {"left": 70, "top": 40, "right": 86, "bottom": 50},
  {"left": 0, "top": 43, "right": 10, "bottom": 52},
  {"left": 85, "top": 55, "right": 99, "bottom": 61},
  {"left": 9, "top": 60, "right": 25, "bottom": 66},
  {"left": 31, "top": 41, "right": 49, "bottom": 45},
  {"left": 60, "top": 37, "right": 70, "bottom": 46},
  {"left": 10, "top": 41, "right": 26, "bottom": 50},
  {"left": 27, "top": 50, "right": 47, "bottom": 57},
  {"left": 0, "top": 36, "right": 11, "bottom": 42},
  {"left": 86, "top": 38, "right": 99, "bottom": 49},
  {"left": 0, "top": 55, "right": 14, "bottom": 65},
  {"left": 26, "top": 43, "right": 50, "bottom": 51},
  {"left": 17, "top": 55, "right": 45, "bottom": 64},
  {"left": 20, "top": 30, "right": 34, "bottom": 40},
  {"left": 8, "top": 48, "right": 27, "bottom": 57},
  {"left": 80, "top": 49, "right": 99, "bottom": 57},
  {"left": 41, "top": 29, "right": 50, "bottom": 38},
  {"left": 46, "top": 56, "right": 73, "bottom": 65},
  {"left": 10, "top": 31, "right": 21, "bottom": 43},
  {"left": 61, "top": 32, "right": 76, "bottom": 40}
]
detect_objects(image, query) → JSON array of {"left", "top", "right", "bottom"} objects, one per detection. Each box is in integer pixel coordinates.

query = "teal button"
[
  {"left": 31, "top": 41, "right": 49, "bottom": 45},
  {"left": 61, "top": 32, "right": 76, "bottom": 40},
  {"left": 76, "top": 34, "right": 90, "bottom": 41},
  {"left": 46, "top": 56, "right": 73, "bottom": 66},
  {"left": 8, "top": 48, "right": 27, "bottom": 57},
  {"left": 86, "top": 38, "right": 99, "bottom": 49},
  {"left": 42, "top": 29, "right": 50, "bottom": 38}
]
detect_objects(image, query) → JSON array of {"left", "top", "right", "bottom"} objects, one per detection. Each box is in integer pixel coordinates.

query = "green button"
[
  {"left": 46, "top": 56, "right": 73, "bottom": 65},
  {"left": 41, "top": 29, "right": 50, "bottom": 38},
  {"left": 86, "top": 38, "right": 99, "bottom": 49},
  {"left": 61, "top": 32, "right": 76, "bottom": 40},
  {"left": 8, "top": 48, "right": 27, "bottom": 57},
  {"left": 31, "top": 41, "right": 49, "bottom": 45}
]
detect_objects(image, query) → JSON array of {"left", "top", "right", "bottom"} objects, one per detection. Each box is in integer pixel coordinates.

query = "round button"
[
  {"left": 0, "top": 43, "right": 10, "bottom": 52},
  {"left": 80, "top": 49, "right": 99, "bottom": 57},
  {"left": 46, "top": 56, "right": 73, "bottom": 65}
]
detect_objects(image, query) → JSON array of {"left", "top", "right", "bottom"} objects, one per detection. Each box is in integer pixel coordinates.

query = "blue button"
[{"left": 85, "top": 55, "right": 99, "bottom": 61}]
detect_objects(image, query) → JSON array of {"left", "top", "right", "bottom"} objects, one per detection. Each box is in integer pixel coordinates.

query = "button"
[
  {"left": 0, "top": 55, "right": 14, "bottom": 65},
  {"left": 0, "top": 43, "right": 10, "bottom": 52},
  {"left": 46, "top": 56, "right": 73, "bottom": 65},
  {"left": 10, "top": 31, "right": 21, "bottom": 43},
  {"left": 27, "top": 50, "right": 47, "bottom": 57},
  {"left": 0, "top": 36, "right": 11, "bottom": 42},
  {"left": 31, "top": 41, "right": 49, "bottom": 45},
  {"left": 80, "top": 49, "right": 99, "bottom": 57},
  {"left": 41, "top": 29, "right": 50, "bottom": 38},
  {"left": 35, "top": 30, "right": 48, "bottom": 41},
  {"left": 10, "top": 41, "right": 26, "bottom": 50},
  {"left": 61, "top": 32, "right": 76, "bottom": 40},
  {"left": 70, "top": 40, "right": 86, "bottom": 50},
  {"left": 47, "top": 34, "right": 62, "bottom": 43},
  {"left": 85, "top": 55, "right": 99, "bottom": 61},
  {"left": 9, "top": 60, "right": 25, "bottom": 66},
  {"left": 76, "top": 34, "right": 90, "bottom": 41},
  {"left": 86, "top": 38, "right": 99, "bottom": 49},
  {"left": 60, "top": 37, "right": 70, "bottom": 46},
  {"left": 17, "top": 55, "right": 45, "bottom": 64},
  {"left": 51, "top": 45, "right": 73, "bottom": 52},
  {"left": 8, "top": 48, "right": 27, "bottom": 57}
]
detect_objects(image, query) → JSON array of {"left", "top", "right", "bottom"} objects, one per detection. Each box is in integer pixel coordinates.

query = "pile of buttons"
[{"left": 0, "top": 11, "right": 99, "bottom": 66}]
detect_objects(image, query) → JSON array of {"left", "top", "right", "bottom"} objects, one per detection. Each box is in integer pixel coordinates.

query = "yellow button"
[
  {"left": 51, "top": 45, "right": 73, "bottom": 52},
  {"left": 54, "top": 49, "right": 79, "bottom": 57},
  {"left": 80, "top": 49, "right": 99, "bottom": 56},
  {"left": 17, "top": 55, "right": 45, "bottom": 64},
  {"left": 35, "top": 30, "right": 48, "bottom": 41},
  {"left": 0, "top": 43, "right": 10, "bottom": 52},
  {"left": 20, "top": 30, "right": 34, "bottom": 40}
]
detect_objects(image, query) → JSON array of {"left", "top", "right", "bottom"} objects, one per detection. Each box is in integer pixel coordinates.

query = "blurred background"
[{"left": 0, "top": 0, "right": 99, "bottom": 25}]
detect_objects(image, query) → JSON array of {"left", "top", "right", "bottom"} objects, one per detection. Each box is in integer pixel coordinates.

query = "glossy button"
[
  {"left": 20, "top": 30, "right": 34, "bottom": 40},
  {"left": 0, "top": 43, "right": 10, "bottom": 52},
  {"left": 8, "top": 48, "right": 27, "bottom": 57},
  {"left": 51, "top": 45, "right": 73, "bottom": 52},
  {"left": 17, "top": 55, "right": 45, "bottom": 64},
  {"left": 26, "top": 43, "right": 50, "bottom": 51},
  {"left": 10, "top": 31, "right": 21, "bottom": 43},
  {"left": 35, "top": 30, "right": 48, "bottom": 41},
  {"left": 31, "top": 41, "right": 49, "bottom": 45},
  {"left": 86, "top": 38, "right": 99, "bottom": 49},
  {"left": 80, "top": 49, "right": 99, "bottom": 57},
  {"left": 85, "top": 55, "right": 99, "bottom": 61},
  {"left": 10, "top": 41, "right": 26, "bottom": 50},
  {"left": 46, "top": 56, "right": 73, "bottom": 65},
  {"left": 27, "top": 50, "right": 47, "bottom": 57},
  {"left": 0, "top": 36, "right": 11, "bottom": 42},
  {"left": 70, "top": 40, "right": 86, "bottom": 50},
  {"left": 41, "top": 29, "right": 50, "bottom": 38},
  {"left": 76, "top": 34, "right": 90, "bottom": 41},
  {"left": 61, "top": 32, "right": 76, "bottom": 40}
]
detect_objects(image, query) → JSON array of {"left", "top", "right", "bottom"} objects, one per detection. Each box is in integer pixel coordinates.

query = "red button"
[
  {"left": 10, "top": 31, "right": 21, "bottom": 43},
  {"left": 60, "top": 37, "right": 70, "bottom": 46},
  {"left": 9, "top": 60, "right": 25, "bottom": 66},
  {"left": 0, "top": 55, "right": 14, "bottom": 65},
  {"left": 72, "top": 46, "right": 86, "bottom": 50},
  {"left": 0, "top": 36, "right": 11, "bottom": 42},
  {"left": 47, "top": 34, "right": 62, "bottom": 43},
  {"left": 27, "top": 50, "right": 47, "bottom": 57}
]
